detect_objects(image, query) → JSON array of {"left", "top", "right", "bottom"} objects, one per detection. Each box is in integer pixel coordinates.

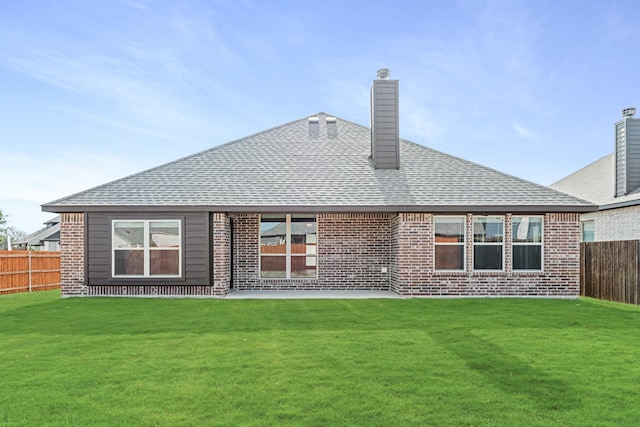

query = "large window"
[
  {"left": 260, "top": 214, "right": 317, "bottom": 279},
  {"left": 473, "top": 216, "right": 504, "bottom": 270},
  {"left": 112, "top": 220, "right": 181, "bottom": 277},
  {"left": 512, "top": 216, "right": 543, "bottom": 271},
  {"left": 434, "top": 216, "right": 465, "bottom": 270}
]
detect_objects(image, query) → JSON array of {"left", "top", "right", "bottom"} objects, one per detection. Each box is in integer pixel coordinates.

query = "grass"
[{"left": 1, "top": 291, "right": 640, "bottom": 426}]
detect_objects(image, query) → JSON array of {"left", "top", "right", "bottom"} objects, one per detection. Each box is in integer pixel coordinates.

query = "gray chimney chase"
[{"left": 370, "top": 69, "right": 400, "bottom": 169}]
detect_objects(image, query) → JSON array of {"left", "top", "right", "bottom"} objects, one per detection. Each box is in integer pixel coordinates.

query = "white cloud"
[{"left": 512, "top": 122, "right": 535, "bottom": 140}]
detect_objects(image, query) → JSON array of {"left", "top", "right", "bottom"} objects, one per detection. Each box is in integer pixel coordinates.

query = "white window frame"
[
  {"left": 512, "top": 216, "right": 544, "bottom": 272},
  {"left": 434, "top": 216, "right": 466, "bottom": 271},
  {"left": 259, "top": 214, "right": 317, "bottom": 279},
  {"left": 112, "top": 219, "right": 182, "bottom": 278},
  {"left": 472, "top": 215, "right": 505, "bottom": 271}
]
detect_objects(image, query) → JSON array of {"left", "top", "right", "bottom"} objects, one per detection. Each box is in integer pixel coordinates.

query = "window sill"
[{"left": 433, "top": 271, "right": 545, "bottom": 277}]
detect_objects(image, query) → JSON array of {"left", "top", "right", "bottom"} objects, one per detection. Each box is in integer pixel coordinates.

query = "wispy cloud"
[
  {"left": 0, "top": 1, "right": 246, "bottom": 145},
  {"left": 512, "top": 122, "right": 535, "bottom": 140}
]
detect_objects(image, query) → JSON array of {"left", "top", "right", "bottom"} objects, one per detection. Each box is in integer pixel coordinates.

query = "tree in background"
[{"left": 0, "top": 209, "right": 27, "bottom": 249}]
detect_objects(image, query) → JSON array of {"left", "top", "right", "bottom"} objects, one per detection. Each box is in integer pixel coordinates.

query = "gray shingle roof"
[
  {"left": 43, "top": 113, "right": 595, "bottom": 213},
  {"left": 14, "top": 222, "right": 60, "bottom": 246},
  {"left": 550, "top": 153, "right": 640, "bottom": 209}
]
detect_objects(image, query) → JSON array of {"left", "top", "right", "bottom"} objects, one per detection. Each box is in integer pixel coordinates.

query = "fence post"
[{"left": 28, "top": 250, "right": 32, "bottom": 292}]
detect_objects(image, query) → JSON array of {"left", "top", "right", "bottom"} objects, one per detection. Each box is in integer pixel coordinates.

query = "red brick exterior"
[
  {"left": 212, "top": 213, "right": 231, "bottom": 295},
  {"left": 391, "top": 212, "right": 580, "bottom": 296},
  {"left": 60, "top": 213, "right": 87, "bottom": 296},
  {"left": 59, "top": 211, "right": 581, "bottom": 297},
  {"left": 231, "top": 213, "right": 390, "bottom": 290}
]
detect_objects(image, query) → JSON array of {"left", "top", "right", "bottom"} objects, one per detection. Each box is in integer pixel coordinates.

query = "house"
[
  {"left": 42, "top": 70, "right": 595, "bottom": 298},
  {"left": 551, "top": 108, "right": 640, "bottom": 242},
  {"left": 13, "top": 216, "right": 61, "bottom": 251}
]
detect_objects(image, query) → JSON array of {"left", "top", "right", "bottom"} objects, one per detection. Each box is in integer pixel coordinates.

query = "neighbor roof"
[
  {"left": 550, "top": 153, "right": 640, "bottom": 210},
  {"left": 14, "top": 219, "right": 61, "bottom": 247},
  {"left": 43, "top": 113, "right": 594, "bottom": 214}
]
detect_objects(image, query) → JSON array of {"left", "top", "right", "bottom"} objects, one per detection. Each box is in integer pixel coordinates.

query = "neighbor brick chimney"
[{"left": 370, "top": 68, "right": 400, "bottom": 169}]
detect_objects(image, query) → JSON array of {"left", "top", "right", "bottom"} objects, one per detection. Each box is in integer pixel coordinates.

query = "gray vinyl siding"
[
  {"left": 627, "top": 119, "right": 640, "bottom": 192},
  {"left": 371, "top": 79, "right": 400, "bottom": 169},
  {"left": 615, "top": 118, "right": 640, "bottom": 197},
  {"left": 615, "top": 121, "right": 626, "bottom": 196},
  {"left": 86, "top": 211, "right": 210, "bottom": 285}
]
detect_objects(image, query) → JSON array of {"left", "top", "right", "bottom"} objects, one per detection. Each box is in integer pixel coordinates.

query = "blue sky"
[{"left": 1, "top": 0, "right": 639, "bottom": 233}]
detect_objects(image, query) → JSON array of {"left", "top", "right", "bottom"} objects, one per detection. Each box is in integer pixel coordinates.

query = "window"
[
  {"left": 260, "top": 214, "right": 317, "bottom": 279},
  {"left": 112, "top": 220, "right": 181, "bottom": 277},
  {"left": 434, "top": 216, "right": 465, "bottom": 270},
  {"left": 512, "top": 216, "right": 543, "bottom": 271},
  {"left": 582, "top": 221, "right": 594, "bottom": 242},
  {"left": 473, "top": 216, "right": 504, "bottom": 270}
]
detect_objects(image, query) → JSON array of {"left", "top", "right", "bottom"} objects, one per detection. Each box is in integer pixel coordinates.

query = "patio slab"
[{"left": 225, "top": 290, "right": 401, "bottom": 299}]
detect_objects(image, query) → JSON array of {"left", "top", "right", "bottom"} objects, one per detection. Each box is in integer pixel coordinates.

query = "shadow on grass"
[{"left": 430, "top": 328, "right": 583, "bottom": 412}]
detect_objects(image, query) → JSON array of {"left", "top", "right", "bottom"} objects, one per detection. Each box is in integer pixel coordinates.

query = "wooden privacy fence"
[
  {"left": 581, "top": 240, "right": 640, "bottom": 304},
  {"left": 0, "top": 250, "right": 60, "bottom": 295}
]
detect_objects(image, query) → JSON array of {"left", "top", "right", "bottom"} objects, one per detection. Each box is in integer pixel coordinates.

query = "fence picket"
[
  {"left": 0, "top": 251, "right": 60, "bottom": 295},
  {"left": 580, "top": 240, "right": 640, "bottom": 305}
]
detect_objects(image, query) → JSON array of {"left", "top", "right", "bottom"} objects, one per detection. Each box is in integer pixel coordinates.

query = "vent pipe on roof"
[
  {"left": 615, "top": 106, "right": 640, "bottom": 197},
  {"left": 370, "top": 69, "right": 400, "bottom": 169}
]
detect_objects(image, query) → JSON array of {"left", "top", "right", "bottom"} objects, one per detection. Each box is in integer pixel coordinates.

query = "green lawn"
[{"left": 2, "top": 291, "right": 640, "bottom": 426}]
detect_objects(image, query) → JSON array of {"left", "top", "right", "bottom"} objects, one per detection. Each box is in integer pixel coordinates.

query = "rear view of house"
[{"left": 43, "top": 70, "right": 595, "bottom": 297}]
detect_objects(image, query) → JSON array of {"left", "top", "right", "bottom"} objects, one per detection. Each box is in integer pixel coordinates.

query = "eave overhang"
[{"left": 43, "top": 203, "right": 598, "bottom": 215}]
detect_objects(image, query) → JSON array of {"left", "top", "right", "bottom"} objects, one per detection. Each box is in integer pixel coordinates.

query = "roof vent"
[
  {"left": 376, "top": 68, "right": 390, "bottom": 80},
  {"left": 622, "top": 107, "right": 636, "bottom": 118},
  {"left": 308, "top": 116, "right": 319, "bottom": 123},
  {"left": 326, "top": 116, "right": 336, "bottom": 123}
]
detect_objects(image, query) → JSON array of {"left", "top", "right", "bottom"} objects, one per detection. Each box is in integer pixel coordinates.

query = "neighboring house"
[
  {"left": 13, "top": 216, "right": 61, "bottom": 251},
  {"left": 42, "top": 70, "right": 595, "bottom": 298},
  {"left": 551, "top": 108, "right": 640, "bottom": 242}
]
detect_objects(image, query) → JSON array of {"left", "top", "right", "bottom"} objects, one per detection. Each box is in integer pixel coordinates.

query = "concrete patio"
[{"left": 224, "top": 290, "right": 401, "bottom": 299}]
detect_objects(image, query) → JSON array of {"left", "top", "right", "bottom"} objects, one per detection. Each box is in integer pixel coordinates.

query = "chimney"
[
  {"left": 615, "top": 107, "right": 640, "bottom": 197},
  {"left": 371, "top": 68, "right": 400, "bottom": 169}
]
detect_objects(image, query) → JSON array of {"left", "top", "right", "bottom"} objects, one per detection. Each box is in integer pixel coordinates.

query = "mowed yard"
[{"left": 2, "top": 291, "right": 640, "bottom": 426}]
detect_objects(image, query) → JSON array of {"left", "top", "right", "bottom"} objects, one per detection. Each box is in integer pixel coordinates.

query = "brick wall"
[
  {"left": 391, "top": 212, "right": 580, "bottom": 297},
  {"left": 231, "top": 214, "right": 260, "bottom": 288},
  {"left": 232, "top": 213, "right": 391, "bottom": 290},
  {"left": 318, "top": 214, "right": 390, "bottom": 290},
  {"left": 390, "top": 213, "right": 432, "bottom": 294},
  {"left": 212, "top": 213, "right": 231, "bottom": 295},
  {"left": 59, "top": 210, "right": 581, "bottom": 297},
  {"left": 60, "top": 213, "right": 87, "bottom": 296},
  {"left": 582, "top": 205, "right": 640, "bottom": 241}
]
